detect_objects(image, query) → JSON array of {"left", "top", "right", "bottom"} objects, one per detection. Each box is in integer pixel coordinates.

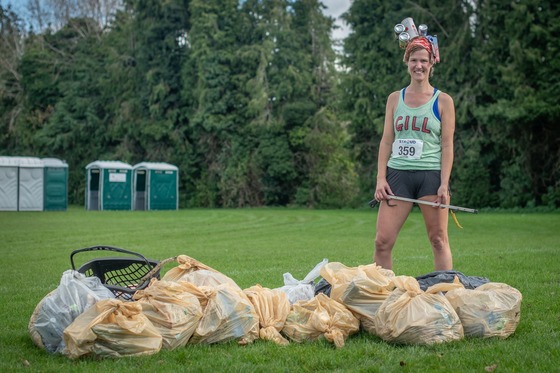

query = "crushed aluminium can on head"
[
  {"left": 398, "top": 32, "right": 410, "bottom": 49},
  {"left": 401, "top": 17, "right": 419, "bottom": 39},
  {"left": 418, "top": 24, "right": 428, "bottom": 37},
  {"left": 394, "top": 24, "right": 405, "bottom": 38}
]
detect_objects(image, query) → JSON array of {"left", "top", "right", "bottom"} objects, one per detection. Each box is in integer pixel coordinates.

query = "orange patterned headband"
[{"left": 403, "top": 37, "right": 434, "bottom": 63}]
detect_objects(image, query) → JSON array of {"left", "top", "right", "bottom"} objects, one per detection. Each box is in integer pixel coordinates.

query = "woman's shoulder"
[
  {"left": 435, "top": 90, "right": 455, "bottom": 118},
  {"left": 387, "top": 90, "right": 401, "bottom": 103},
  {"left": 436, "top": 90, "right": 454, "bottom": 104}
]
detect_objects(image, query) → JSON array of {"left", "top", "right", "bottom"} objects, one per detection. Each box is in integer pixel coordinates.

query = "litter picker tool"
[
  {"left": 369, "top": 196, "right": 477, "bottom": 229},
  {"left": 369, "top": 195, "right": 478, "bottom": 229},
  {"left": 369, "top": 195, "right": 478, "bottom": 214}
]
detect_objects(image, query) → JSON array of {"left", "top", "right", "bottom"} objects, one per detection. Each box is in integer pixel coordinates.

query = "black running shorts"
[{"left": 386, "top": 167, "right": 442, "bottom": 199}]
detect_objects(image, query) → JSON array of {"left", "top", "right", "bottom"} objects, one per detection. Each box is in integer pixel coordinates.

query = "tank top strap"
[{"left": 432, "top": 88, "right": 441, "bottom": 121}]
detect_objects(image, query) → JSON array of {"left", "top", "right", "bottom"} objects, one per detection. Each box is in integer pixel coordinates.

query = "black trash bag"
[
  {"left": 416, "top": 270, "right": 490, "bottom": 292},
  {"left": 314, "top": 278, "right": 332, "bottom": 297}
]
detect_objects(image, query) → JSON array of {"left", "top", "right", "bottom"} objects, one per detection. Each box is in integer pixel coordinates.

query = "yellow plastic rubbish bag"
[
  {"left": 161, "top": 255, "right": 241, "bottom": 291},
  {"left": 243, "top": 284, "right": 291, "bottom": 345},
  {"left": 445, "top": 282, "right": 522, "bottom": 339},
  {"left": 189, "top": 283, "right": 260, "bottom": 345},
  {"left": 282, "top": 293, "right": 360, "bottom": 348},
  {"left": 63, "top": 299, "right": 162, "bottom": 359},
  {"left": 133, "top": 279, "right": 203, "bottom": 349},
  {"left": 373, "top": 276, "right": 464, "bottom": 345},
  {"left": 320, "top": 262, "right": 394, "bottom": 334}
]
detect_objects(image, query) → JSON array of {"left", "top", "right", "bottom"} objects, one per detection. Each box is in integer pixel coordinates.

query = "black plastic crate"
[{"left": 70, "top": 245, "right": 160, "bottom": 300}]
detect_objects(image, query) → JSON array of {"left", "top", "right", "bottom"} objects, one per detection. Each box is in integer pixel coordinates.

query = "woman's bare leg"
[
  {"left": 418, "top": 197, "right": 453, "bottom": 270},
  {"left": 374, "top": 200, "right": 413, "bottom": 270}
]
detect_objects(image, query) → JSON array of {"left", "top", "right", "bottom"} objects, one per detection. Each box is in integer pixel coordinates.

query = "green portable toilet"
[
  {"left": 42, "top": 158, "right": 68, "bottom": 211},
  {"left": 0, "top": 156, "right": 19, "bottom": 211},
  {"left": 133, "top": 162, "right": 179, "bottom": 210},
  {"left": 85, "top": 161, "right": 133, "bottom": 211}
]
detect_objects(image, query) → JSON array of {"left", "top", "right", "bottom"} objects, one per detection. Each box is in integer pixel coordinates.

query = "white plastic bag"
[
  {"left": 29, "top": 270, "right": 115, "bottom": 353},
  {"left": 275, "top": 259, "right": 328, "bottom": 304}
]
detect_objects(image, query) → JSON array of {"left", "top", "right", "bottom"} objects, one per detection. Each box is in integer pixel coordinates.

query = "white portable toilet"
[
  {"left": 0, "top": 156, "right": 19, "bottom": 211},
  {"left": 0, "top": 156, "right": 44, "bottom": 211},
  {"left": 17, "top": 157, "right": 44, "bottom": 211}
]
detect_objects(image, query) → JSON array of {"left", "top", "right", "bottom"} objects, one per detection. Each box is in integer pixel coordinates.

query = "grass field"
[{"left": 1, "top": 206, "right": 559, "bottom": 372}]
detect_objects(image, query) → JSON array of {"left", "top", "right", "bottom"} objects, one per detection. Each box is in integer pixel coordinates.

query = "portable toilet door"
[
  {"left": 133, "top": 167, "right": 147, "bottom": 210},
  {"left": 17, "top": 157, "right": 44, "bottom": 211},
  {"left": 86, "top": 161, "right": 133, "bottom": 211},
  {"left": 42, "top": 158, "right": 68, "bottom": 211},
  {"left": 86, "top": 165, "right": 101, "bottom": 210},
  {"left": 133, "top": 162, "right": 179, "bottom": 210},
  {"left": 0, "top": 156, "right": 19, "bottom": 211}
]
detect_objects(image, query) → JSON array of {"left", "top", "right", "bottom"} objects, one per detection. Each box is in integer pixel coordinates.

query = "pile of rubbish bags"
[{"left": 29, "top": 255, "right": 523, "bottom": 359}]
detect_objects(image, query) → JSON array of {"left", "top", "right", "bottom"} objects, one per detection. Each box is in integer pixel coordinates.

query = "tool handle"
[{"left": 368, "top": 196, "right": 478, "bottom": 214}]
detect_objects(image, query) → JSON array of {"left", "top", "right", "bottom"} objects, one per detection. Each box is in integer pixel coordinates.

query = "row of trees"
[{"left": 1, "top": 0, "right": 558, "bottom": 209}]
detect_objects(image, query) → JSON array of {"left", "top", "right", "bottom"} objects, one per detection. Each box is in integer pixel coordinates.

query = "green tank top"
[{"left": 387, "top": 88, "right": 442, "bottom": 170}]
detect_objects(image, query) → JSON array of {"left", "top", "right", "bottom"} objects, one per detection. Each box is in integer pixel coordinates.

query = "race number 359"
[{"left": 392, "top": 139, "right": 423, "bottom": 160}]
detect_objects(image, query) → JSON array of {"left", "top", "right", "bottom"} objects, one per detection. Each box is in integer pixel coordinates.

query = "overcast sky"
[
  {"left": 322, "top": 0, "right": 352, "bottom": 41},
  {"left": 1, "top": 0, "right": 352, "bottom": 39}
]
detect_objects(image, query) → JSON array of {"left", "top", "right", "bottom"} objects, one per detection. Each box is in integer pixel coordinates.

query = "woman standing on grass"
[{"left": 373, "top": 35, "right": 456, "bottom": 271}]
